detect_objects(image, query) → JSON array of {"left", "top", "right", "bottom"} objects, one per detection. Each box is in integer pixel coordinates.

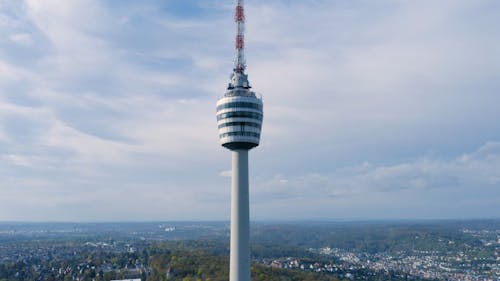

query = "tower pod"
[{"left": 217, "top": 88, "right": 263, "bottom": 150}]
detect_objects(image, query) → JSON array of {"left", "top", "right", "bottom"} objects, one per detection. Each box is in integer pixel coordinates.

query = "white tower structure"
[{"left": 216, "top": 1, "right": 263, "bottom": 280}]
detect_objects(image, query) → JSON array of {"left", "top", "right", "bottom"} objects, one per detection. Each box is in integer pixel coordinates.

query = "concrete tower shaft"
[{"left": 230, "top": 150, "right": 250, "bottom": 281}]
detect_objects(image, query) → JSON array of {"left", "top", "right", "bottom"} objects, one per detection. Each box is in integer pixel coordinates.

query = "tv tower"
[{"left": 216, "top": 0, "right": 263, "bottom": 280}]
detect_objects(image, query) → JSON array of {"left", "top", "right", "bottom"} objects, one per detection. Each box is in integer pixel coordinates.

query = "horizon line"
[{"left": 0, "top": 218, "right": 499, "bottom": 224}]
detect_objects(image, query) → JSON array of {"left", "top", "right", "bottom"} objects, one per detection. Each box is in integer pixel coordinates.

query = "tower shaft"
[{"left": 230, "top": 150, "right": 250, "bottom": 281}]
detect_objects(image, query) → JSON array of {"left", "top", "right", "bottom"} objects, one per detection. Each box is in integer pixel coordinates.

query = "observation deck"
[{"left": 216, "top": 74, "right": 263, "bottom": 151}]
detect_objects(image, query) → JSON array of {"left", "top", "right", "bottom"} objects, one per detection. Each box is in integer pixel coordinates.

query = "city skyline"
[{"left": 0, "top": 0, "right": 499, "bottom": 221}]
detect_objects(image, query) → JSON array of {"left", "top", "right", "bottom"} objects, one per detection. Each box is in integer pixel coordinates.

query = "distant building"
[{"left": 270, "top": 261, "right": 282, "bottom": 269}]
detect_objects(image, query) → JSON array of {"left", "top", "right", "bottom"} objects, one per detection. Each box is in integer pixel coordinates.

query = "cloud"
[
  {"left": 219, "top": 170, "right": 232, "bottom": 177},
  {"left": 0, "top": 0, "right": 499, "bottom": 220},
  {"left": 251, "top": 142, "right": 500, "bottom": 219},
  {"left": 9, "top": 33, "right": 33, "bottom": 46}
]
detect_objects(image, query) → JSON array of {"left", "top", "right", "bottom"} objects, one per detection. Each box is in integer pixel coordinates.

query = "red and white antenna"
[{"left": 234, "top": 0, "right": 246, "bottom": 73}]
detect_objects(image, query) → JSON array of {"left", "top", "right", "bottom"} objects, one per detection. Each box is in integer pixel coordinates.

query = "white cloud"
[
  {"left": 2, "top": 154, "right": 34, "bottom": 166},
  {"left": 9, "top": 33, "right": 32, "bottom": 46},
  {"left": 219, "top": 170, "right": 232, "bottom": 177},
  {"left": 251, "top": 142, "right": 500, "bottom": 219},
  {"left": 0, "top": 0, "right": 499, "bottom": 220}
]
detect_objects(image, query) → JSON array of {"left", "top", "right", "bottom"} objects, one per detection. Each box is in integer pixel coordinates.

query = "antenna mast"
[{"left": 234, "top": 0, "right": 246, "bottom": 73}]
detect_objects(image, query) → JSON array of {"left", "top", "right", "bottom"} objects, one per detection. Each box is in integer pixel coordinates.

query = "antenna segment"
[{"left": 234, "top": 0, "right": 246, "bottom": 73}]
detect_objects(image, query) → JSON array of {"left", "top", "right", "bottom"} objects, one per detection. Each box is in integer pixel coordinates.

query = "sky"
[{"left": 0, "top": 0, "right": 499, "bottom": 221}]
